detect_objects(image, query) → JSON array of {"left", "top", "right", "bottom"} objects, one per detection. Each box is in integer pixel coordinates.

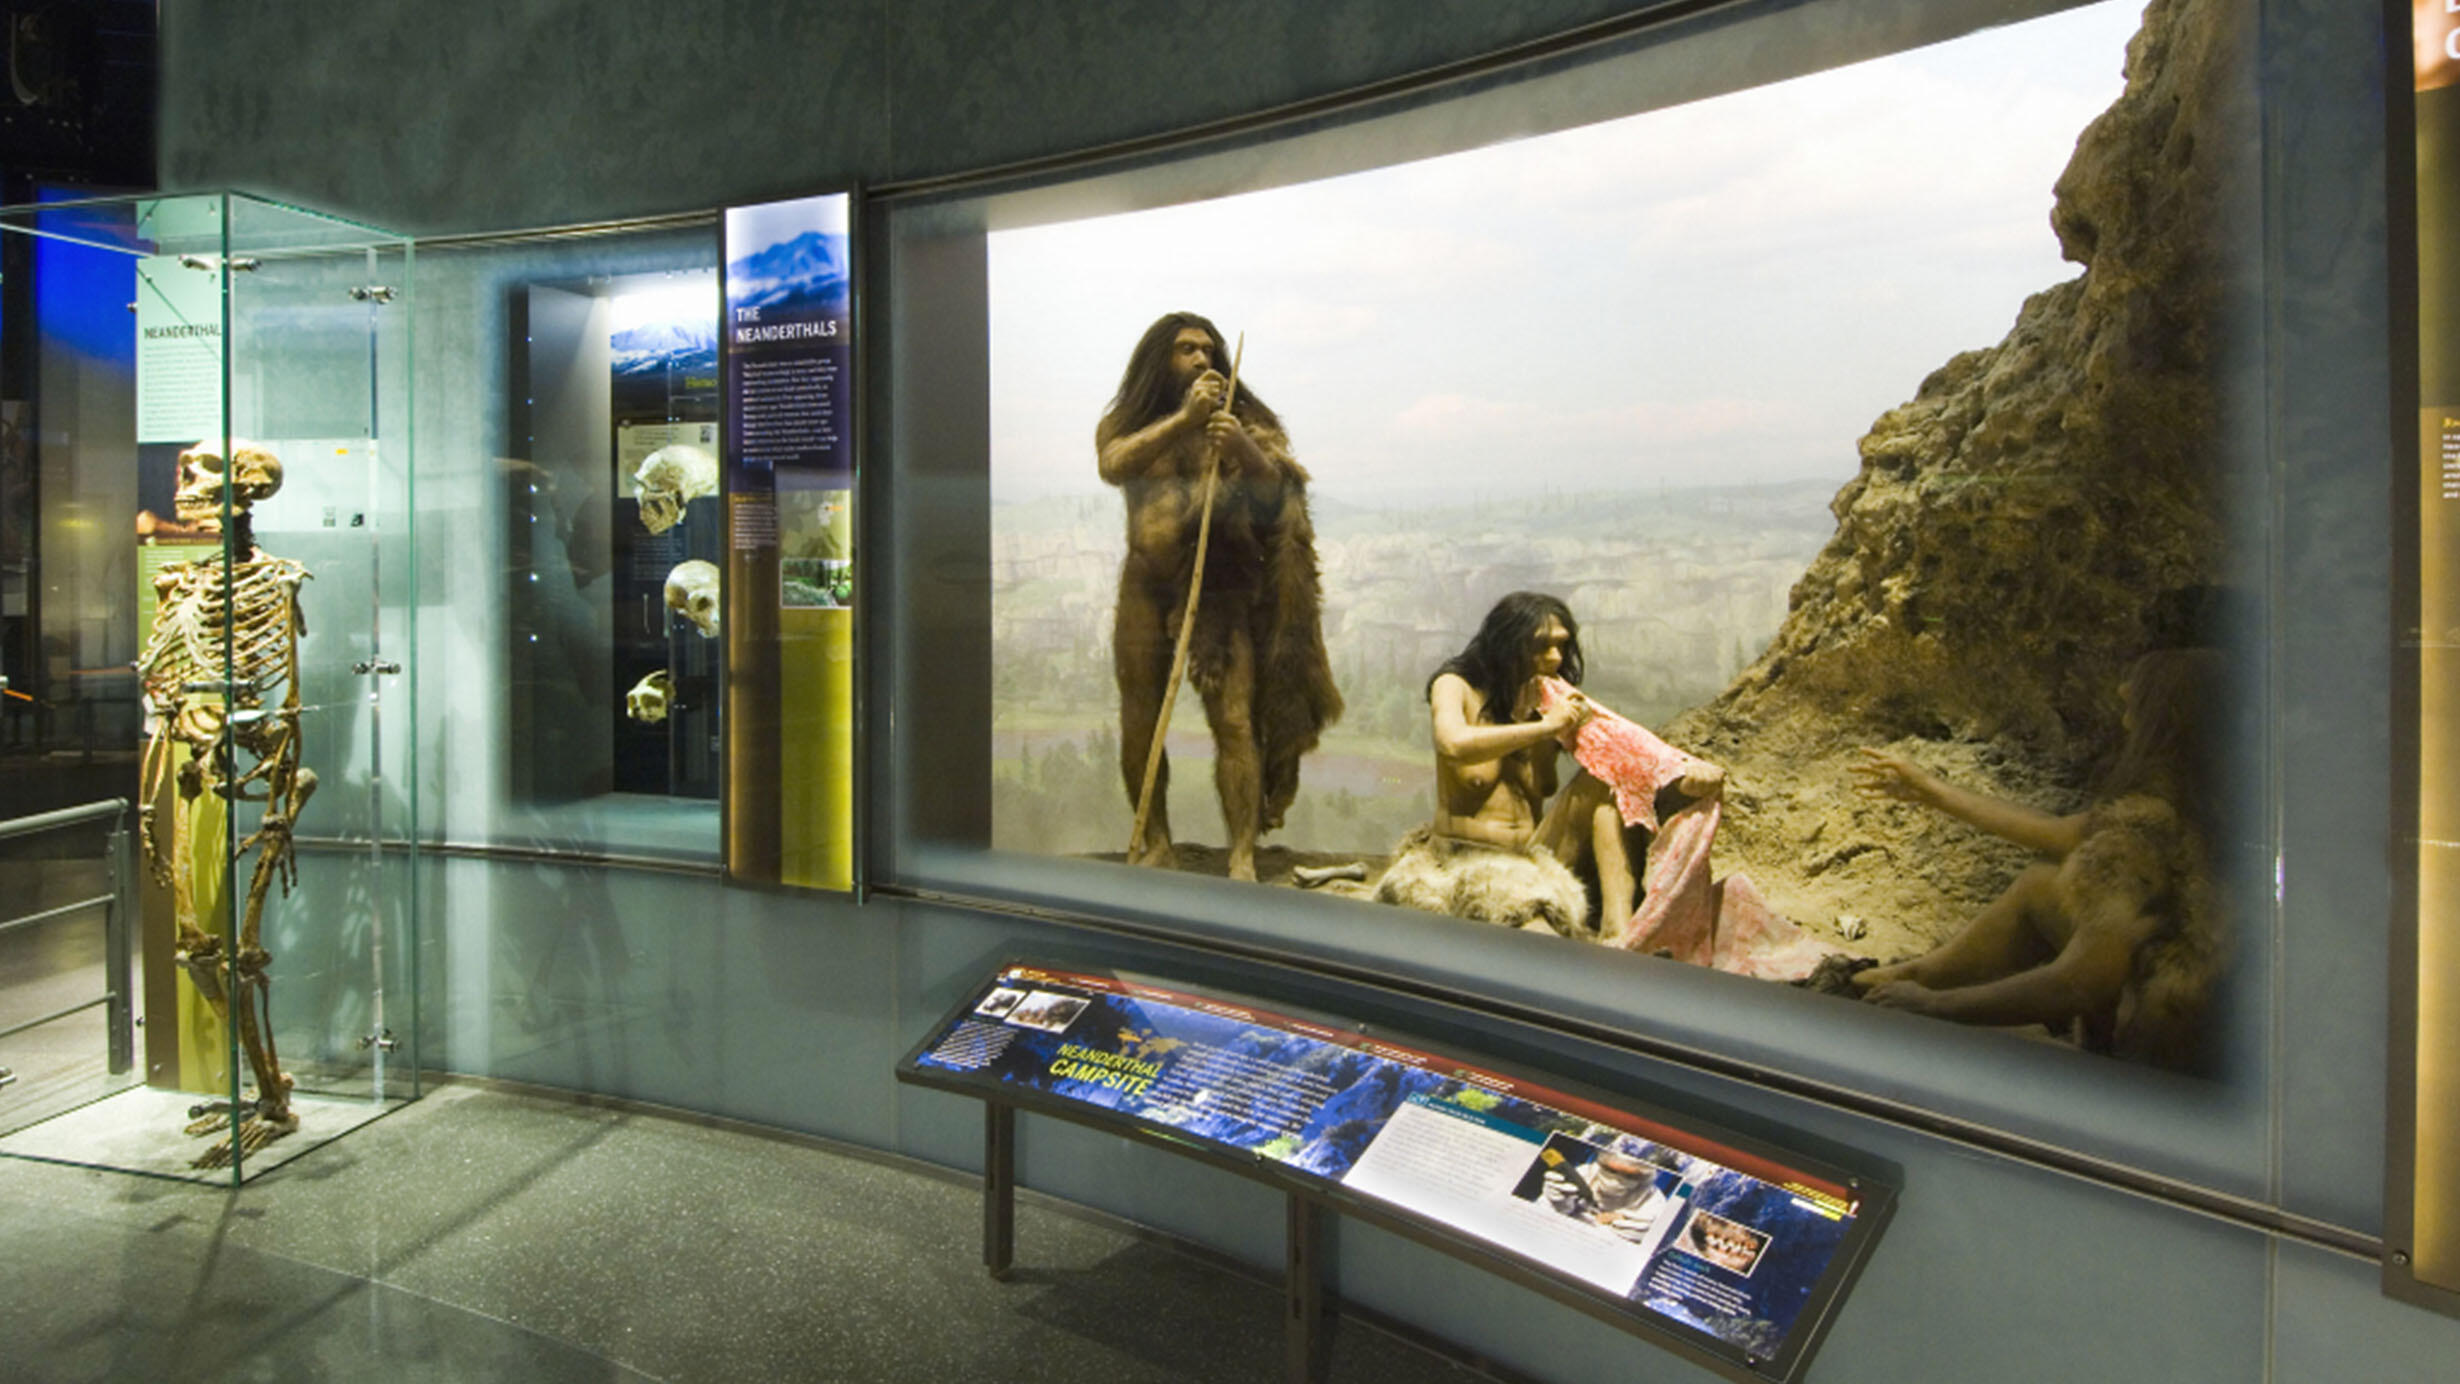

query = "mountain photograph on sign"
[{"left": 725, "top": 229, "right": 850, "bottom": 316}]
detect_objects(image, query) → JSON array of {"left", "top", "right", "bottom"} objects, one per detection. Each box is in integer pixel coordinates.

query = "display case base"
[{"left": 0, "top": 1085, "right": 401, "bottom": 1183}]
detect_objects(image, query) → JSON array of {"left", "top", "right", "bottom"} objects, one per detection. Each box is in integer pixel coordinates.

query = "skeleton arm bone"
[{"left": 136, "top": 724, "right": 176, "bottom": 886}]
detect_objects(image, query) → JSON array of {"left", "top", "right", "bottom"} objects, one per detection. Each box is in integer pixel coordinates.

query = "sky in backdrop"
[{"left": 986, "top": 0, "right": 2139, "bottom": 508}]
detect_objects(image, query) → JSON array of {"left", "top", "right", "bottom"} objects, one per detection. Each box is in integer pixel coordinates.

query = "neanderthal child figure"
[
  {"left": 137, "top": 439, "right": 316, "bottom": 1167},
  {"left": 1097, "top": 312, "right": 1340, "bottom": 880},
  {"left": 1850, "top": 648, "right": 2226, "bottom": 1071}
]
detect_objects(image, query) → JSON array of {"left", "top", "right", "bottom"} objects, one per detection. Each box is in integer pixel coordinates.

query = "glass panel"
[
  {"left": 414, "top": 224, "right": 724, "bottom": 865},
  {"left": 0, "top": 193, "right": 415, "bottom": 1183},
  {"left": 879, "top": 0, "right": 2277, "bottom": 1197}
]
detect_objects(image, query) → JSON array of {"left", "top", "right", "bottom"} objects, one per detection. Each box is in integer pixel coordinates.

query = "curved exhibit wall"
[
  {"left": 881, "top": 0, "right": 2287, "bottom": 1209},
  {"left": 155, "top": 1, "right": 2455, "bottom": 1381}
]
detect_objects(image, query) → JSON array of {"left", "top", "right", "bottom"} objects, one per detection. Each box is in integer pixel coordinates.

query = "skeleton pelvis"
[{"left": 174, "top": 702, "right": 226, "bottom": 744}]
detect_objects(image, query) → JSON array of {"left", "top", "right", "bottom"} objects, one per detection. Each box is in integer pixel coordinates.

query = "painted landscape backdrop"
[{"left": 986, "top": 3, "right": 2145, "bottom": 870}]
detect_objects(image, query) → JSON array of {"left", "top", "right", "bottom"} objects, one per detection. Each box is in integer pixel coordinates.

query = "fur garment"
[
  {"left": 1153, "top": 421, "right": 1343, "bottom": 832},
  {"left": 2066, "top": 793, "right": 2223, "bottom": 1074},
  {"left": 1373, "top": 827, "right": 1592, "bottom": 938}
]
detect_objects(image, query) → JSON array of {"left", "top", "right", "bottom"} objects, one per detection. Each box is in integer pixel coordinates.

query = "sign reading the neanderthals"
[
  {"left": 721, "top": 190, "right": 857, "bottom": 892},
  {"left": 723, "top": 193, "right": 852, "bottom": 483}
]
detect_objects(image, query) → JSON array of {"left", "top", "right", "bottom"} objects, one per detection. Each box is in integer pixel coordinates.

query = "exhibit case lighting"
[{"left": 2395, "top": 0, "right": 2460, "bottom": 1316}]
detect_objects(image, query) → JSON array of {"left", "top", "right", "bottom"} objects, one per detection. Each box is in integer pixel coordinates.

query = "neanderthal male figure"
[
  {"left": 136, "top": 439, "right": 316, "bottom": 1167},
  {"left": 1098, "top": 313, "right": 1340, "bottom": 880}
]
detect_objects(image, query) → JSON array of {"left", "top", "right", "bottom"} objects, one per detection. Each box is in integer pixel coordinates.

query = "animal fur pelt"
[
  {"left": 2069, "top": 794, "right": 2224, "bottom": 1074},
  {"left": 1173, "top": 422, "right": 1342, "bottom": 832},
  {"left": 1372, "top": 827, "right": 1592, "bottom": 938}
]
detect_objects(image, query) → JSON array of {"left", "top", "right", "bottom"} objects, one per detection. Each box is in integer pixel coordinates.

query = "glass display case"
[
  {"left": 420, "top": 218, "right": 730, "bottom": 866},
  {"left": 0, "top": 192, "right": 416, "bottom": 1182}
]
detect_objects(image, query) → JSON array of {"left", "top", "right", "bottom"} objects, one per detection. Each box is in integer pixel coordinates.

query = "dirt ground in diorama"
[{"left": 987, "top": 0, "right": 2250, "bottom": 1057}]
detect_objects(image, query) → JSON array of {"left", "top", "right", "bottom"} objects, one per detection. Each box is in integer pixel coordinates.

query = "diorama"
[{"left": 974, "top": 0, "right": 2257, "bottom": 1073}]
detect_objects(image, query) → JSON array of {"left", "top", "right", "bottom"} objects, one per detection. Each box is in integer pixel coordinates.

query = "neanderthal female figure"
[{"left": 136, "top": 439, "right": 315, "bottom": 1166}]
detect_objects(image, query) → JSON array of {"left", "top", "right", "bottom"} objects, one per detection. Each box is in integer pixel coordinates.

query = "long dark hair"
[
  {"left": 1428, "top": 592, "right": 1584, "bottom": 724},
  {"left": 2098, "top": 647, "right": 2224, "bottom": 815},
  {"left": 1098, "top": 311, "right": 1281, "bottom": 439}
]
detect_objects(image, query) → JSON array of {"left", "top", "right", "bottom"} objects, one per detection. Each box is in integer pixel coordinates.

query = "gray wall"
[
  {"left": 162, "top": 0, "right": 1652, "bottom": 238},
  {"left": 161, "top": 2, "right": 2460, "bottom": 1381}
]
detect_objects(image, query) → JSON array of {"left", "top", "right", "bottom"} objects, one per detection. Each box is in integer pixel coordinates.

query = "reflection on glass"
[
  {"left": 923, "top": 0, "right": 2260, "bottom": 1075},
  {"left": 0, "top": 191, "right": 418, "bottom": 1182},
  {"left": 510, "top": 266, "right": 723, "bottom": 806}
]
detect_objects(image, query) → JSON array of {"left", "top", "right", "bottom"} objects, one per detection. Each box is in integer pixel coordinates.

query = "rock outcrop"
[{"left": 1667, "top": 0, "right": 2249, "bottom": 957}]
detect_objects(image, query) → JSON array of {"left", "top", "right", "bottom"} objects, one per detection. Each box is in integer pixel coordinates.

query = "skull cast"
[
  {"left": 664, "top": 559, "right": 721, "bottom": 637},
  {"left": 626, "top": 669, "right": 674, "bottom": 722},
  {"left": 632, "top": 443, "right": 718, "bottom": 536},
  {"left": 173, "top": 438, "right": 285, "bottom": 531}
]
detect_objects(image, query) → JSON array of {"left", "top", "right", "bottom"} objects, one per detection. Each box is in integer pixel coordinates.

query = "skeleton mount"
[{"left": 135, "top": 439, "right": 317, "bottom": 1169}]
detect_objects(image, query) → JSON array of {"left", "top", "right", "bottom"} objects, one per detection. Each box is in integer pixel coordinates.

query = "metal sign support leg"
[
  {"left": 984, "top": 1102, "right": 1015, "bottom": 1279},
  {"left": 1287, "top": 1191, "right": 1332, "bottom": 1384}
]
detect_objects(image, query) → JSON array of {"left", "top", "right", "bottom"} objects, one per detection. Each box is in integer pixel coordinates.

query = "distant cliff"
[{"left": 1667, "top": 0, "right": 2249, "bottom": 950}]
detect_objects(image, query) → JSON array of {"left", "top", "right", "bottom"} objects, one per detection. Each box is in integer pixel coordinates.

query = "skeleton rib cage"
[{"left": 139, "top": 554, "right": 309, "bottom": 720}]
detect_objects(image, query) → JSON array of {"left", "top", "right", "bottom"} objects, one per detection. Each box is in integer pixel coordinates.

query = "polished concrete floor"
[{"left": 0, "top": 1082, "right": 1510, "bottom": 1383}]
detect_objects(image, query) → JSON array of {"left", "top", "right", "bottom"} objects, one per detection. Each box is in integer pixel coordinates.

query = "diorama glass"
[
  {"left": 474, "top": 224, "right": 728, "bottom": 863},
  {"left": 884, "top": 0, "right": 2271, "bottom": 1185},
  {"left": 0, "top": 192, "right": 417, "bottom": 1183}
]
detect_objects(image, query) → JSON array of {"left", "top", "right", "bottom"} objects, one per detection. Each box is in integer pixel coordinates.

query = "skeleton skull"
[
  {"left": 664, "top": 559, "right": 721, "bottom": 637},
  {"left": 174, "top": 439, "right": 284, "bottom": 527},
  {"left": 633, "top": 444, "right": 718, "bottom": 535},
  {"left": 625, "top": 669, "right": 675, "bottom": 723}
]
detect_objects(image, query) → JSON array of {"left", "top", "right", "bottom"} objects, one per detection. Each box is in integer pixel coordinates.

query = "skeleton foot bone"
[{"left": 185, "top": 1095, "right": 300, "bottom": 1170}]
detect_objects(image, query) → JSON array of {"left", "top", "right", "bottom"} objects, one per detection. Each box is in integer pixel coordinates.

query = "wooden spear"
[{"left": 1128, "top": 333, "right": 1243, "bottom": 861}]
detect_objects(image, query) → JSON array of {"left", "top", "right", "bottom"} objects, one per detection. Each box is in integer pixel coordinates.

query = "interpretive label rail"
[{"left": 897, "top": 962, "right": 1894, "bottom": 1384}]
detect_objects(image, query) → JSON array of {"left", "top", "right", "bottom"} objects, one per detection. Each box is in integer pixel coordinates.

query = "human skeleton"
[{"left": 135, "top": 439, "right": 316, "bottom": 1168}]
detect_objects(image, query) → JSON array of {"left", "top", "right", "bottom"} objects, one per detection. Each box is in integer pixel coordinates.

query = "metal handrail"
[
  {"left": 0, "top": 798, "right": 127, "bottom": 842},
  {"left": 0, "top": 798, "right": 136, "bottom": 1077}
]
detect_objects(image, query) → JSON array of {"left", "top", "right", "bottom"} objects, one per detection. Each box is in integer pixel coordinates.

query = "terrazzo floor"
[{"left": 0, "top": 1080, "right": 1512, "bottom": 1383}]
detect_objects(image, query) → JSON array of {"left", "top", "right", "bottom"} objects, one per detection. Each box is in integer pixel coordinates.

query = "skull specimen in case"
[
  {"left": 664, "top": 559, "right": 721, "bottom": 637},
  {"left": 625, "top": 669, "right": 674, "bottom": 723},
  {"left": 632, "top": 444, "right": 718, "bottom": 535}
]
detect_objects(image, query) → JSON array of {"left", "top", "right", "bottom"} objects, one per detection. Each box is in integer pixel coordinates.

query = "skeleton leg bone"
[{"left": 186, "top": 729, "right": 314, "bottom": 1167}]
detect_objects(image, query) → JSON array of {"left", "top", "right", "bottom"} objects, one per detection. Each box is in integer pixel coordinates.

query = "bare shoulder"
[{"left": 1429, "top": 672, "right": 1491, "bottom": 731}]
